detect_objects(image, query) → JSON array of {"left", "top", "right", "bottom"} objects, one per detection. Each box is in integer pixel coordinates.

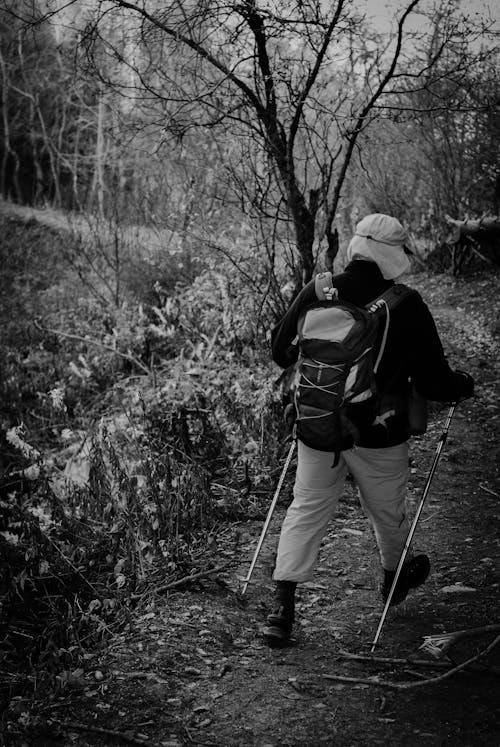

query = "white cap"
[{"left": 346, "top": 213, "right": 410, "bottom": 280}]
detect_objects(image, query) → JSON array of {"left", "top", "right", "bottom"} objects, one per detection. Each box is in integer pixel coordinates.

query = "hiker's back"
[
  {"left": 293, "top": 269, "right": 419, "bottom": 458},
  {"left": 271, "top": 257, "right": 465, "bottom": 450}
]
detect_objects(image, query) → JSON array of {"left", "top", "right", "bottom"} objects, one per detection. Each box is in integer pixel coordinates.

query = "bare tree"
[
  {"left": 72, "top": 0, "right": 499, "bottom": 283},
  {"left": 349, "top": 11, "right": 499, "bottom": 265},
  {"left": 2, "top": 0, "right": 497, "bottom": 284}
]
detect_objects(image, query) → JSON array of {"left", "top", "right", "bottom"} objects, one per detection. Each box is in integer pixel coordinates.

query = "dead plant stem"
[{"left": 34, "top": 320, "right": 151, "bottom": 375}]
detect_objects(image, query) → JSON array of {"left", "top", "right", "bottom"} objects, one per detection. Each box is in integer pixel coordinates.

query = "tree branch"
[
  {"left": 288, "top": 0, "right": 346, "bottom": 152},
  {"left": 111, "top": 0, "right": 265, "bottom": 116},
  {"left": 241, "top": 1, "right": 277, "bottom": 117},
  {"left": 325, "top": 0, "right": 422, "bottom": 234}
]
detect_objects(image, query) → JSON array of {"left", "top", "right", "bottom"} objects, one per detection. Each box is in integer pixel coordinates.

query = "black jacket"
[{"left": 271, "top": 260, "right": 468, "bottom": 447}]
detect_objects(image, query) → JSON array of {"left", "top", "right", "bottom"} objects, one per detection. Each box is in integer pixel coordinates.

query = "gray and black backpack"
[{"left": 292, "top": 272, "right": 416, "bottom": 463}]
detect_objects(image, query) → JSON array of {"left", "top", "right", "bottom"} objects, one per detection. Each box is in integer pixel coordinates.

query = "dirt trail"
[{"left": 38, "top": 273, "right": 500, "bottom": 747}]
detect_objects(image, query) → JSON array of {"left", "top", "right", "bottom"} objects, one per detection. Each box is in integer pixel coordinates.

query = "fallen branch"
[
  {"left": 323, "top": 672, "right": 400, "bottom": 689},
  {"left": 60, "top": 721, "right": 163, "bottom": 746},
  {"left": 338, "top": 650, "right": 500, "bottom": 675},
  {"left": 155, "top": 561, "right": 235, "bottom": 594},
  {"left": 323, "top": 632, "right": 500, "bottom": 691},
  {"left": 339, "top": 650, "right": 450, "bottom": 669}
]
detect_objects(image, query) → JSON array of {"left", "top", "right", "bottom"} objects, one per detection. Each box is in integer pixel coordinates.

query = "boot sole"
[{"left": 262, "top": 625, "right": 294, "bottom": 648}]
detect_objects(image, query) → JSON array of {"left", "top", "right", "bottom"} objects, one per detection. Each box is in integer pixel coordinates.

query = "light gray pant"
[{"left": 273, "top": 440, "right": 411, "bottom": 583}]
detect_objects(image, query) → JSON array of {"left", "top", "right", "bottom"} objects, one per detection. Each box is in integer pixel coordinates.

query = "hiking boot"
[
  {"left": 263, "top": 581, "right": 296, "bottom": 647},
  {"left": 381, "top": 554, "right": 430, "bottom": 606}
]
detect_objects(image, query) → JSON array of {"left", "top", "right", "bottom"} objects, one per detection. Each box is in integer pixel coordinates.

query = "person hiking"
[{"left": 264, "top": 213, "right": 474, "bottom": 646}]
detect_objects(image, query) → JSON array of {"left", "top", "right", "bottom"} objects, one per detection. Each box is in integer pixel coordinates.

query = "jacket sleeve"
[
  {"left": 407, "top": 296, "right": 472, "bottom": 402},
  {"left": 271, "top": 281, "right": 317, "bottom": 368}
]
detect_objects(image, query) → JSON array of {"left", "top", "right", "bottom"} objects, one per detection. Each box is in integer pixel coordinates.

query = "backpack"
[{"left": 292, "top": 271, "right": 416, "bottom": 463}]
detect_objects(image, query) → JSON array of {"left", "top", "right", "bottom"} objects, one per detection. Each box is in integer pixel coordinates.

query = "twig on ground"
[
  {"left": 324, "top": 632, "right": 500, "bottom": 690},
  {"left": 339, "top": 651, "right": 450, "bottom": 669},
  {"left": 338, "top": 650, "right": 500, "bottom": 675},
  {"left": 323, "top": 673, "right": 397, "bottom": 689},
  {"left": 155, "top": 562, "right": 235, "bottom": 594},
  {"left": 60, "top": 721, "right": 163, "bottom": 746},
  {"left": 111, "top": 670, "right": 170, "bottom": 684},
  {"left": 402, "top": 669, "right": 430, "bottom": 680},
  {"left": 479, "top": 483, "right": 499, "bottom": 497}
]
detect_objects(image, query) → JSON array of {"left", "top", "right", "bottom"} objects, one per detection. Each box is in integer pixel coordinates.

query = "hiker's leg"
[
  {"left": 264, "top": 442, "right": 346, "bottom": 644},
  {"left": 346, "top": 444, "right": 430, "bottom": 605},
  {"left": 273, "top": 441, "right": 347, "bottom": 583},
  {"left": 344, "top": 444, "right": 410, "bottom": 571}
]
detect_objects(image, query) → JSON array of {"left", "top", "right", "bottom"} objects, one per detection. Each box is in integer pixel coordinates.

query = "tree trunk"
[
  {"left": 325, "top": 228, "right": 339, "bottom": 273},
  {"left": 291, "top": 198, "right": 315, "bottom": 284},
  {"left": 264, "top": 122, "right": 316, "bottom": 284},
  {"left": 0, "top": 49, "right": 10, "bottom": 198},
  {"left": 0, "top": 50, "right": 20, "bottom": 201},
  {"left": 94, "top": 89, "right": 106, "bottom": 217}
]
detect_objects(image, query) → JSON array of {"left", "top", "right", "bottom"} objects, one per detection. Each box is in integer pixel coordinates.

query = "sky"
[{"left": 364, "top": 0, "right": 500, "bottom": 30}]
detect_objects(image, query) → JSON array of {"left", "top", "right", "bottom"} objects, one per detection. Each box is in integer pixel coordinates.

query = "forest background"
[{"left": 0, "top": 0, "right": 499, "bottom": 741}]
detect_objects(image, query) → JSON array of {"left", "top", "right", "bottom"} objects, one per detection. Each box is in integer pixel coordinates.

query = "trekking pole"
[
  {"left": 370, "top": 402, "right": 457, "bottom": 652},
  {"left": 241, "top": 438, "right": 296, "bottom": 595}
]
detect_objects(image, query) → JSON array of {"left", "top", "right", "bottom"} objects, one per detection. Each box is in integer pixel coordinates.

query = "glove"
[{"left": 453, "top": 370, "right": 474, "bottom": 400}]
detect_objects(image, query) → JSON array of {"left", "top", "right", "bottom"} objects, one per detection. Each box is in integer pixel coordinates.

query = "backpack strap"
[
  {"left": 367, "top": 284, "right": 417, "bottom": 372},
  {"left": 312, "top": 276, "right": 416, "bottom": 370},
  {"left": 315, "top": 276, "right": 416, "bottom": 307},
  {"left": 367, "top": 283, "right": 416, "bottom": 313}
]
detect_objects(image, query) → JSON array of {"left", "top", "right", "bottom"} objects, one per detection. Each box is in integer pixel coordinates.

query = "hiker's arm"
[
  {"left": 409, "top": 299, "right": 474, "bottom": 402},
  {"left": 271, "top": 282, "right": 317, "bottom": 368}
]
